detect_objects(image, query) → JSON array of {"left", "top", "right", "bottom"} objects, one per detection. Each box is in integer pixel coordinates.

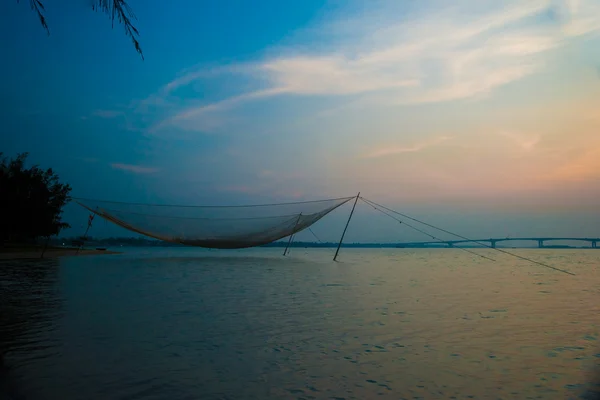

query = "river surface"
[{"left": 1, "top": 247, "right": 600, "bottom": 399}]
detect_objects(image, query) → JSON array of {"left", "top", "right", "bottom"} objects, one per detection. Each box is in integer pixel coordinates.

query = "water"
[{"left": 1, "top": 247, "right": 600, "bottom": 399}]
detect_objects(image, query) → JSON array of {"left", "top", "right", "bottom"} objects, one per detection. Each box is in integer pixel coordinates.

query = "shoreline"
[{"left": 0, "top": 247, "right": 120, "bottom": 261}]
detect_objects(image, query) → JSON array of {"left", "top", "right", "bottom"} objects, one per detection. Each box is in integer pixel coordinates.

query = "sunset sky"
[{"left": 1, "top": 0, "right": 599, "bottom": 241}]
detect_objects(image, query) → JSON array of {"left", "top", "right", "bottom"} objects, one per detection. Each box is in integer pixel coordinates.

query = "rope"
[
  {"left": 307, "top": 227, "right": 338, "bottom": 256},
  {"left": 70, "top": 196, "right": 355, "bottom": 209},
  {"left": 360, "top": 198, "right": 496, "bottom": 262},
  {"left": 360, "top": 197, "right": 575, "bottom": 276},
  {"left": 91, "top": 206, "right": 301, "bottom": 221},
  {"left": 308, "top": 227, "right": 323, "bottom": 243}
]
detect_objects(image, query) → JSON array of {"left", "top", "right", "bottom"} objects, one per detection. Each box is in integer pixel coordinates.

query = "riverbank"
[{"left": 0, "top": 246, "right": 120, "bottom": 260}]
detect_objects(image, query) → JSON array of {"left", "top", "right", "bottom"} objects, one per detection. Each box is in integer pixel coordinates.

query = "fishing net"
[{"left": 75, "top": 196, "right": 354, "bottom": 249}]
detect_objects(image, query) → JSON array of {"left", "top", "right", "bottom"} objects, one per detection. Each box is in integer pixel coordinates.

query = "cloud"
[
  {"left": 497, "top": 131, "right": 541, "bottom": 151},
  {"left": 162, "top": 64, "right": 252, "bottom": 94},
  {"left": 151, "top": 88, "right": 287, "bottom": 133},
  {"left": 217, "top": 183, "right": 306, "bottom": 200},
  {"left": 544, "top": 126, "right": 600, "bottom": 182},
  {"left": 139, "top": 0, "right": 600, "bottom": 134},
  {"left": 110, "top": 163, "right": 159, "bottom": 174},
  {"left": 258, "top": 169, "right": 275, "bottom": 178},
  {"left": 258, "top": 57, "right": 420, "bottom": 95},
  {"left": 404, "top": 67, "right": 535, "bottom": 104},
  {"left": 92, "top": 109, "right": 124, "bottom": 119},
  {"left": 362, "top": 136, "right": 453, "bottom": 159},
  {"left": 218, "top": 185, "right": 258, "bottom": 195},
  {"left": 548, "top": 147, "right": 600, "bottom": 182},
  {"left": 559, "top": 0, "right": 600, "bottom": 36}
]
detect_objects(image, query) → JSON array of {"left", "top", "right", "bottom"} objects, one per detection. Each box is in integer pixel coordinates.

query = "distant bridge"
[{"left": 396, "top": 237, "right": 599, "bottom": 249}]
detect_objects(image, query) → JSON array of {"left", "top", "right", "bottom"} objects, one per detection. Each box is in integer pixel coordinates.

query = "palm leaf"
[
  {"left": 18, "top": 0, "right": 143, "bottom": 59},
  {"left": 17, "top": 0, "right": 49, "bottom": 34},
  {"left": 91, "top": 0, "right": 143, "bottom": 60}
]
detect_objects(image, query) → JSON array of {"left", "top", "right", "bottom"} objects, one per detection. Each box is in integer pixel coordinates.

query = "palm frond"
[
  {"left": 19, "top": 0, "right": 143, "bottom": 59},
  {"left": 18, "top": 0, "right": 49, "bottom": 34},
  {"left": 91, "top": 0, "right": 144, "bottom": 60}
]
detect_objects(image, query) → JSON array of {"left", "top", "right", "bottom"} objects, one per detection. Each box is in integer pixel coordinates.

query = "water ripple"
[{"left": 1, "top": 248, "right": 600, "bottom": 399}]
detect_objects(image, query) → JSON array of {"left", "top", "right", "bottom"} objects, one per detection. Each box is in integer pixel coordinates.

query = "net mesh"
[{"left": 75, "top": 196, "right": 354, "bottom": 249}]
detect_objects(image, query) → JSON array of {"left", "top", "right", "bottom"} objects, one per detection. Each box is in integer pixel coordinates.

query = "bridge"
[{"left": 396, "top": 237, "right": 599, "bottom": 249}]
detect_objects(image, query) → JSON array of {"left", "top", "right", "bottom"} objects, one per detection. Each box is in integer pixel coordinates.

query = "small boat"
[{"left": 96, "top": 247, "right": 107, "bottom": 251}]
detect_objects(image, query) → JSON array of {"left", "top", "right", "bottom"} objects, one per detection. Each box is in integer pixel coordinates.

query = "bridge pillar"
[
  {"left": 490, "top": 240, "right": 496, "bottom": 248},
  {"left": 593, "top": 241, "right": 597, "bottom": 249},
  {"left": 538, "top": 239, "right": 544, "bottom": 248}
]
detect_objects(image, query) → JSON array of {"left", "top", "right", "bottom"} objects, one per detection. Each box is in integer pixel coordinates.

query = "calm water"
[{"left": 1, "top": 247, "right": 600, "bottom": 399}]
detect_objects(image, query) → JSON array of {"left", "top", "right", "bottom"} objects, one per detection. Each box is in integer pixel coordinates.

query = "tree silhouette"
[
  {"left": 0, "top": 153, "right": 72, "bottom": 245},
  {"left": 19, "top": 0, "right": 143, "bottom": 59}
]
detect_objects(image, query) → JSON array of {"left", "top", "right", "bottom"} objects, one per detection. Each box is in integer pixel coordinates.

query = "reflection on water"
[
  {"left": 0, "top": 259, "right": 62, "bottom": 400},
  {"left": 1, "top": 248, "right": 600, "bottom": 399}
]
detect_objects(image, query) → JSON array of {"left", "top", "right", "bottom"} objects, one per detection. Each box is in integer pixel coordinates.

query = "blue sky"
[{"left": 1, "top": 0, "right": 599, "bottom": 242}]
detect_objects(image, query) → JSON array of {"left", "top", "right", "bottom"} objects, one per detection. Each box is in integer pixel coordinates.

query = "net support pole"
[
  {"left": 77, "top": 209, "right": 97, "bottom": 254},
  {"left": 284, "top": 213, "right": 302, "bottom": 256},
  {"left": 40, "top": 236, "right": 50, "bottom": 259},
  {"left": 333, "top": 192, "right": 360, "bottom": 261},
  {"left": 283, "top": 234, "right": 295, "bottom": 256}
]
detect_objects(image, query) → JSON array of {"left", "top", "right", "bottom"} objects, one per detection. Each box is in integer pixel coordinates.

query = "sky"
[{"left": 0, "top": 0, "right": 599, "bottom": 242}]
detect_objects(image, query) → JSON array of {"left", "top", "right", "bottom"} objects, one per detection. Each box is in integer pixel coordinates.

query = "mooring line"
[
  {"left": 360, "top": 197, "right": 575, "bottom": 276},
  {"left": 360, "top": 198, "right": 496, "bottom": 262}
]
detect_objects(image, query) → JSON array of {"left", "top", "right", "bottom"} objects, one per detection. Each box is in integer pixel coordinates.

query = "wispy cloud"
[
  {"left": 559, "top": 0, "right": 600, "bottom": 36},
  {"left": 218, "top": 184, "right": 258, "bottom": 195},
  {"left": 362, "top": 136, "right": 452, "bottom": 159},
  {"left": 548, "top": 147, "right": 600, "bottom": 182},
  {"left": 92, "top": 109, "right": 124, "bottom": 119},
  {"left": 497, "top": 131, "right": 541, "bottom": 151},
  {"left": 258, "top": 169, "right": 275, "bottom": 178},
  {"left": 72, "top": 156, "right": 99, "bottom": 164},
  {"left": 162, "top": 64, "right": 252, "bottom": 94},
  {"left": 142, "top": 0, "right": 599, "bottom": 133},
  {"left": 110, "top": 163, "right": 159, "bottom": 174},
  {"left": 150, "top": 88, "right": 286, "bottom": 133}
]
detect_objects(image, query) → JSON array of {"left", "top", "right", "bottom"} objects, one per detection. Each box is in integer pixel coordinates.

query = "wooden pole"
[
  {"left": 283, "top": 234, "right": 295, "bottom": 256},
  {"left": 284, "top": 213, "right": 302, "bottom": 256},
  {"left": 40, "top": 236, "right": 50, "bottom": 259},
  {"left": 77, "top": 209, "right": 96, "bottom": 254},
  {"left": 334, "top": 192, "right": 360, "bottom": 261}
]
